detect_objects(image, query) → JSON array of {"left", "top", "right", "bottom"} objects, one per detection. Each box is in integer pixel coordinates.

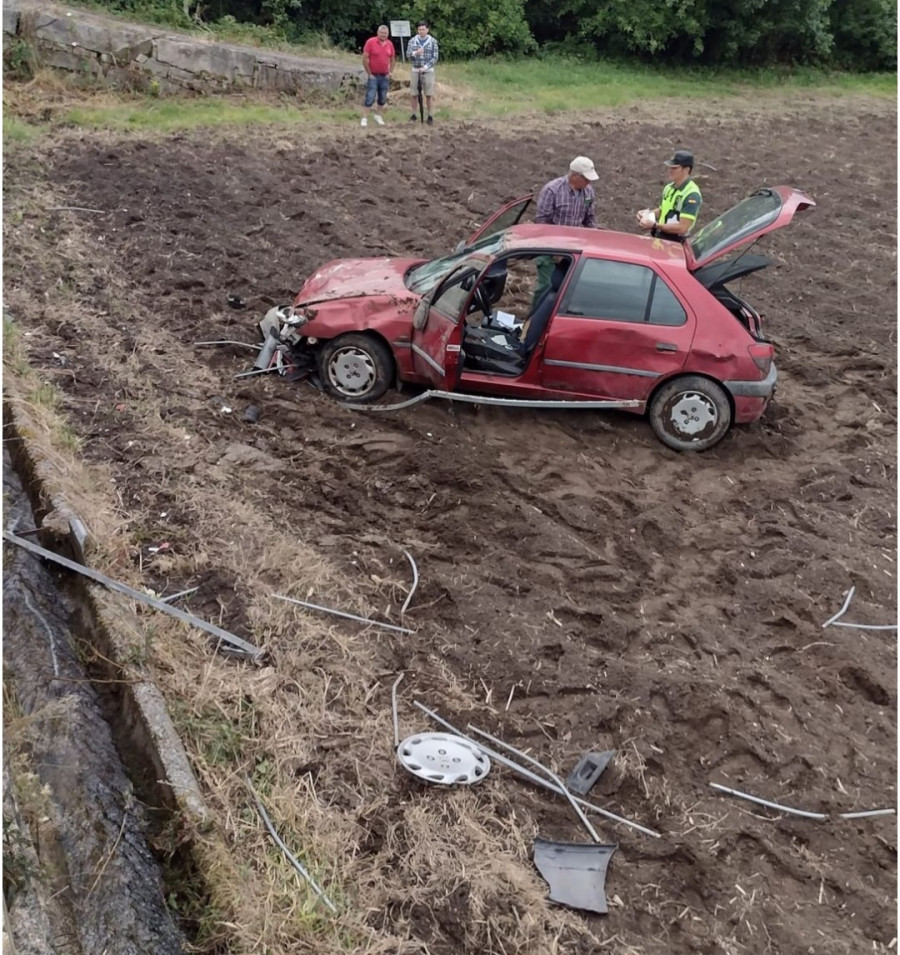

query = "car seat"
[
  {"left": 520, "top": 261, "right": 569, "bottom": 353},
  {"left": 463, "top": 260, "right": 569, "bottom": 375}
]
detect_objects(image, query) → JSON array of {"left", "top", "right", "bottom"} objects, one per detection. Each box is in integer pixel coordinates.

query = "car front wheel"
[
  {"left": 648, "top": 376, "right": 732, "bottom": 452},
  {"left": 317, "top": 334, "right": 394, "bottom": 402}
]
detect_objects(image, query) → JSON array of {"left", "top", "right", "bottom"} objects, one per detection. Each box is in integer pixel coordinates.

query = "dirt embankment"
[{"left": 3, "top": 94, "right": 896, "bottom": 954}]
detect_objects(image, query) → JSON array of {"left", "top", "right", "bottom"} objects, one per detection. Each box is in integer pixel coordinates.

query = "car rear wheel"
[
  {"left": 649, "top": 376, "right": 732, "bottom": 452},
  {"left": 317, "top": 334, "right": 393, "bottom": 402}
]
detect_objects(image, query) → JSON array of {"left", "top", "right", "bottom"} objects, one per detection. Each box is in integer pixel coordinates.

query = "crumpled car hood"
[{"left": 294, "top": 257, "right": 422, "bottom": 306}]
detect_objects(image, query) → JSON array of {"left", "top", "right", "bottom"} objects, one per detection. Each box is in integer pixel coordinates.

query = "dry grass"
[{"left": 2, "top": 149, "right": 615, "bottom": 953}]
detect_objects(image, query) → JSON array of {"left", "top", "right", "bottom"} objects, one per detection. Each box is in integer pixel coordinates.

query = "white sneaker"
[
  {"left": 373, "top": 114, "right": 385, "bottom": 125},
  {"left": 360, "top": 117, "right": 368, "bottom": 127}
]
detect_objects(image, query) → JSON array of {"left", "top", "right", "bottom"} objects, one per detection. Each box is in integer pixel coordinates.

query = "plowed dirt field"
[{"left": 4, "top": 93, "right": 896, "bottom": 954}]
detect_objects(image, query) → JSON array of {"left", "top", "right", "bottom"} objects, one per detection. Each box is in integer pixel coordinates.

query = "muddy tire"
[
  {"left": 317, "top": 334, "right": 393, "bottom": 402},
  {"left": 648, "top": 375, "right": 732, "bottom": 452}
]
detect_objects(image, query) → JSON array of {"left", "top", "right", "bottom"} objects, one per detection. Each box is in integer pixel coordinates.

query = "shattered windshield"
[
  {"left": 689, "top": 189, "right": 783, "bottom": 265},
  {"left": 405, "top": 233, "right": 505, "bottom": 294}
]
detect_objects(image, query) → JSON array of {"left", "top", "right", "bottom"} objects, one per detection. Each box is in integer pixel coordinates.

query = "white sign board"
[{"left": 390, "top": 20, "right": 411, "bottom": 37}]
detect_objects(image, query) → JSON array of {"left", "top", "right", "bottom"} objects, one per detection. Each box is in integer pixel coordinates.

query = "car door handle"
[{"left": 655, "top": 342, "right": 678, "bottom": 352}]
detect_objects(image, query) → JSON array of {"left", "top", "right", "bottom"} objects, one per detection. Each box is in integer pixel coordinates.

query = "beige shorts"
[{"left": 412, "top": 70, "right": 435, "bottom": 96}]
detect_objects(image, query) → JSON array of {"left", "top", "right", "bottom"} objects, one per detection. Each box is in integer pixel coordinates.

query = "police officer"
[{"left": 637, "top": 149, "right": 702, "bottom": 241}]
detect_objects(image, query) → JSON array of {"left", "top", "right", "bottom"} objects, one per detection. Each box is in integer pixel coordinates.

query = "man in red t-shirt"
[{"left": 361, "top": 25, "right": 396, "bottom": 127}]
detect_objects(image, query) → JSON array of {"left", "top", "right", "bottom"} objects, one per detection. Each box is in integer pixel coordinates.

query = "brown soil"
[{"left": 4, "top": 94, "right": 897, "bottom": 954}]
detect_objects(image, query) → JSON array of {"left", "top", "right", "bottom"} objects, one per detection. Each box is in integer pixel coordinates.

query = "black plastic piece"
[
  {"left": 565, "top": 750, "right": 616, "bottom": 796},
  {"left": 533, "top": 838, "right": 618, "bottom": 914}
]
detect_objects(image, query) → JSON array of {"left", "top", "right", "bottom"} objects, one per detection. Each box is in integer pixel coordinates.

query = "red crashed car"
[{"left": 258, "top": 186, "right": 814, "bottom": 451}]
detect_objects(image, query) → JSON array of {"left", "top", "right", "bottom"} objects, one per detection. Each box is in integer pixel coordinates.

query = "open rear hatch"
[
  {"left": 686, "top": 186, "right": 815, "bottom": 270},
  {"left": 692, "top": 253, "right": 771, "bottom": 289},
  {"left": 694, "top": 254, "right": 773, "bottom": 340}
]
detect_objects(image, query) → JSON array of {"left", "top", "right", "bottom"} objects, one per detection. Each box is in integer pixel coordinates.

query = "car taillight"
[{"left": 748, "top": 343, "right": 773, "bottom": 374}]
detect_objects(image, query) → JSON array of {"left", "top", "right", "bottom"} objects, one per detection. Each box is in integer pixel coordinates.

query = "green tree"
[
  {"left": 829, "top": 0, "right": 897, "bottom": 69},
  {"left": 399, "top": 0, "right": 535, "bottom": 57}
]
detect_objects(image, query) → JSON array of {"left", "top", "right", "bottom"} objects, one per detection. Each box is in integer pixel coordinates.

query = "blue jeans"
[{"left": 364, "top": 75, "right": 390, "bottom": 108}]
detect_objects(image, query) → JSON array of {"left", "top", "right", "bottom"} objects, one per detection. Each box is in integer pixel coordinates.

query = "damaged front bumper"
[{"left": 252, "top": 305, "right": 316, "bottom": 378}]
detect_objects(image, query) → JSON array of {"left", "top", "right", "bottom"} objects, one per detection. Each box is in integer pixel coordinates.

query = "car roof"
[{"left": 502, "top": 223, "right": 689, "bottom": 266}]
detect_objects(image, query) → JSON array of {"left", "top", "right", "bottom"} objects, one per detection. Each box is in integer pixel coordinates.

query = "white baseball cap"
[{"left": 570, "top": 156, "right": 599, "bottom": 181}]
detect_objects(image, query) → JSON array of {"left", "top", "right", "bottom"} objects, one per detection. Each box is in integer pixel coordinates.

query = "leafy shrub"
[
  {"left": 399, "top": 0, "right": 536, "bottom": 57},
  {"left": 3, "top": 37, "right": 39, "bottom": 79}
]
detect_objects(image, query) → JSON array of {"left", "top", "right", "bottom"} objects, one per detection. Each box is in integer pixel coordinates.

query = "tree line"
[{"left": 104, "top": 0, "right": 896, "bottom": 71}]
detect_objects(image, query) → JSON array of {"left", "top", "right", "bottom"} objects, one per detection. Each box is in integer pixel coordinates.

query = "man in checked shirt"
[{"left": 532, "top": 156, "right": 599, "bottom": 305}]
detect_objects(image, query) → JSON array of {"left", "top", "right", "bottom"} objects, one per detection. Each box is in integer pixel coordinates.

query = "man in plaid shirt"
[
  {"left": 532, "top": 156, "right": 599, "bottom": 303},
  {"left": 407, "top": 21, "right": 439, "bottom": 124}
]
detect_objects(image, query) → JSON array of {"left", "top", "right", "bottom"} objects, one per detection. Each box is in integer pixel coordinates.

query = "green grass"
[
  {"left": 62, "top": 97, "right": 349, "bottom": 131},
  {"left": 443, "top": 56, "right": 897, "bottom": 113},
  {"left": 6, "top": 44, "right": 895, "bottom": 135},
  {"left": 3, "top": 113, "right": 40, "bottom": 146}
]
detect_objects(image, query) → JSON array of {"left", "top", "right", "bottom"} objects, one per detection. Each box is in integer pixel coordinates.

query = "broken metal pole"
[
  {"left": 243, "top": 776, "right": 337, "bottom": 913},
  {"left": 400, "top": 549, "right": 418, "bottom": 615},
  {"left": 3, "top": 531, "right": 264, "bottom": 662},
  {"left": 469, "top": 723, "right": 601, "bottom": 843},
  {"left": 160, "top": 586, "right": 199, "bottom": 604},
  {"left": 709, "top": 782, "right": 828, "bottom": 819},
  {"left": 391, "top": 673, "right": 405, "bottom": 749},
  {"left": 412, "top": 701, "right": 660, "bottom": 838},
  {"left": 194, "top": 340, "right": 262, "bottom": 350},
  {"left": 272, "top": 594, "right": 415, "bottom": 635},
  {"left": 343, "top": 390, "right": 643, "bottom": 414},
  {"left": 830, "top": 621, "right": 898, "bottom": 631},
  {"left": 822, "top": 586, "right": 856, "bottom": 628}
]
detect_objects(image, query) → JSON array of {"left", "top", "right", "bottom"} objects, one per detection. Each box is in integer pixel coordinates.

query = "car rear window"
[{"left": 689, "top": 189, "right": 782, "bottom": 265}]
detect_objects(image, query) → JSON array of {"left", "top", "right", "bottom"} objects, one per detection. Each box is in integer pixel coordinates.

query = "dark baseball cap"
[{"left": 664, "top": 150, "right": 694, "bottom": 168}]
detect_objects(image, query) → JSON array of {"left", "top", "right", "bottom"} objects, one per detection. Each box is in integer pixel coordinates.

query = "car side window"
[
  {"left": 560, "top": 258, "right": 686, "bottom": 326},
  {"left": 647, "top": 276, "right": 687, "bottom": 326},
  {"left": 431, "top": 269, "right": 477, "bottom": 322}
]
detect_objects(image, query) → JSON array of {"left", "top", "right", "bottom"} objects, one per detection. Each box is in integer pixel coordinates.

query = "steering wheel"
[{"left": 474, "top": 285, "right": 493, "bottom": 323}]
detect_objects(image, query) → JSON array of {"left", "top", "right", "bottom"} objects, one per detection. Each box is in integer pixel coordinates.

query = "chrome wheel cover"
[
  {"left": 327, "top": 346, "right": 377, "bottom": 397},
  {"left": 668, "top": 391, "right": 718, "bottom": 436}
]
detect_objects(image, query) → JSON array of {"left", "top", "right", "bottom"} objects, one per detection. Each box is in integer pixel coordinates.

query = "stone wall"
[{"left": 2, "top": 0, "right": 365, "bottom": 96}]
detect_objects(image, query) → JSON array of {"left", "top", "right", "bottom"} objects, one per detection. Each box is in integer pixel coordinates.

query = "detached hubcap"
[
  {"left": 669, "top": 392, "right": 718, "bottom": 436},
  {"left": 328, "top": 347, "right": 376, "bottom": 396}
]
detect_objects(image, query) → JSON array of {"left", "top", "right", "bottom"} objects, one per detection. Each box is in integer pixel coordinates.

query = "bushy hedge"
[{"left": 91, "top": 0, "right": 897, "bottom": 70}]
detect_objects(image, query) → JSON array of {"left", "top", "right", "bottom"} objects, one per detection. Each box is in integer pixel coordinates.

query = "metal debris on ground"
[
  {"left": 342, "top": 389, "right": 643, "bottom": 414},
  {"left": 709, "top": 782, "right": 828, "bottom": 819},
  {"left": 711, "top": 782, "right": 896, "bottom": 821},
  {"left": 566, "top": 751, "right": 616, "bottom": 797},
  {"left": 822, "top": 585, "right": 898, "bottom": 631},
  {"left": 243, "top": 775, "right": 337, "bottom": 913},
  {"left": 272, "top": 593, "right": 414, "bottom": 635},
  {"left": 160, "top": 586, "right": 199, "bottom": 604},
  {"left": 391, "top": 673, "right": 405, "bottom": 748},
  {"left": 3, "top": 531, "right": 265, "bottom": 663},
  {"left": 468, "top": 724, "right": 600, "bottom": 842},
  {"left": 194, "top": 340, "right": 261, "bottom": 350},
  {"left": 413, "top": 701, "right": 660, "bottom": 838},
  {"left": 396, "top": 731, "right": 491, "bottom": 785},
  {"left": 533, "top": 838, "right": 618, "bottom": 915},
  {"left": 400, "top": 548, "right": 418, "bottom": 614}
]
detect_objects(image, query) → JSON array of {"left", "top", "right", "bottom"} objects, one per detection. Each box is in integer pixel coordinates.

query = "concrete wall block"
[
  {"left": 10, "top": 0, "right": 366, "bottom": 97},
  {"left": 3, "top": 5, "right": 19, "bottom": 36},
  {"left": 155, "top": 36, "right": 242, "bottom": 79},
  {"left": 34, "top": 10, "right": 154, "bottom": 52},
  {"left": 40, "top": 46, "right": 100, "bottom": 74}
]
